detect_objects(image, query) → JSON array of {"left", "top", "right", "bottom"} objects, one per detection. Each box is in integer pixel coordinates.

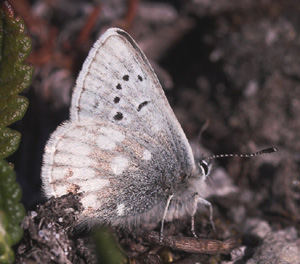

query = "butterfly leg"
[
  {"left": 198, "top": 196, "right": 215, "bottom": 231},
  {"left": 191, "top": 194, "right": 215, "bottom": 238},
  {"left": 191, "top": 193, "right": 199, "bottom": 238},
  {"left": 159, "top": 194, "right": 173, "bottom": 243}
]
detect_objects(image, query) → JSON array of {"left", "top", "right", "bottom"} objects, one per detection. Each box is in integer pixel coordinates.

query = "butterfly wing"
[
  {"left": 42, "top": 28, "right": 197, "bottom": 226},
  {"left": 70, "top": 28, "right": 195, "bottom": 171},
  {"left": 42, "top": 120, "right": 189, "bottom": 226}
]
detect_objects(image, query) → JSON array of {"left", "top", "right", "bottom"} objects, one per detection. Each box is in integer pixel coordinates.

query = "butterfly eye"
[{"left": 198, "top": 160, "right": 211, "bottom": 178}]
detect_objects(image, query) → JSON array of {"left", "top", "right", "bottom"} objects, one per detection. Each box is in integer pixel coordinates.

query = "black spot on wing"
[
  {"left": 138, "top": 75, "right": 143, "bottom": 81},
  {"left": 123, "top": 75, "right": 129, "bottom": 81},
  {"left": 116, "top": 83, "right": 122, "bottom": 90},
  {"left": 114, "top": 97, "right": 120, "bottom": 103},
  {"left": 137, "top": 101, "right": 149, "bottom": 111},
  {"left": 114, "top": 112, "right": 123, "bottom": 120}
]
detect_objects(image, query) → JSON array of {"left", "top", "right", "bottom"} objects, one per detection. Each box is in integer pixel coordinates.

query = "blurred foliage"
[
  {"left": 94, "top": 228, "right": 126, "bottom": 264},
  {"left": 0, "top": 2, "right": 32, "bottom": 263}
]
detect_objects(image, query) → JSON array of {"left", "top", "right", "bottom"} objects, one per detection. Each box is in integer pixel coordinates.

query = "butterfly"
[{"left": 42, "top": 28, "right": 277, "bottom": 240}]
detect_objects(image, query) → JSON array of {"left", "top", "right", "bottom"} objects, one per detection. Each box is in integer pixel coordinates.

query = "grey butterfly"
[{"left": 42, "top": 28, "right": 214, "bottom": 239}]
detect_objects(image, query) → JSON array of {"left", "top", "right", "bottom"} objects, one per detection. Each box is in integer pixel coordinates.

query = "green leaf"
[
  {"left": 0, "top": 1, "right": 33, "bottom": 159},
  {"left": 0, "top": 159, "right": 25, "bottom": 264},
  {"left": 0, "top": 128, "right": 21, "bottom": 159},
  {"left": 94, "top": 228, "right": 126, "bottom": 264},
  {"left": 0, "top": 96, "right": 28, "bottom": 127},
  {"left": 0, "top": 2, "right": 33, "bottom": 263}
]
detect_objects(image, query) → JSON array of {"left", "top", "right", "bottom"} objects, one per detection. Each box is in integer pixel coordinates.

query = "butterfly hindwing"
[{"left": 42, "top": 120, "right": 191, "bottom": 225}]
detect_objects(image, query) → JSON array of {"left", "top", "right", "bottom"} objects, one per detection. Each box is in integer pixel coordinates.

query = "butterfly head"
[{"left": 197, "top": 158, "right": 212, "bottom": 180}]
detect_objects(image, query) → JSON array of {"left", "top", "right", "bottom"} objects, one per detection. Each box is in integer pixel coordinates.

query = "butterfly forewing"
[
  {"left": 71, "top": 28, "right": 194, "bottom": 165},
  {"left": 72, "top": 29, "right": 170, "bottom": 125}
]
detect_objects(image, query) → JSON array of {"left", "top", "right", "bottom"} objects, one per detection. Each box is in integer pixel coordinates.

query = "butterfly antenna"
[
  {"left": 196, "top": 119, "right": 210, "bottom": 145},
  {"left": 202, "top": 147, "right": 278, "bottom": 163}
]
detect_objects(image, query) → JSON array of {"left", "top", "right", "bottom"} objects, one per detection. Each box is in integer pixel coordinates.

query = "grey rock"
[
  {"left": 243, "top": 218, "right": 271, "bottom": 239},
  {"left": 246, "top": 227, "right": 300, "bottom": 264}
]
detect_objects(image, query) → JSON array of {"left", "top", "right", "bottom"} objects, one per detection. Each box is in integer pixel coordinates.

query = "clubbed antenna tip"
[{"left": 260, "top": 147, "right": 278, "bottom": 154}]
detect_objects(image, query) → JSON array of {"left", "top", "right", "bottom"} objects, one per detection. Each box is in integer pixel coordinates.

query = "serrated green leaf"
[
  {"left": 0, "top": 159, "right": 25, "bottom": 263},
  {"left": 0, "top": 2, "right": 33, "bottom": 263},
  {"left": 0, "top": 64, "right": 33, "bottom": 98},
  {"left": 0, "top": 1, "right": 32, "bottom": 158},
  {"left": 0, "top": 128, "right": 20, "bottom": 159},
  {"left": 0, "top": 96, "right": 28, "bottom": 126}
]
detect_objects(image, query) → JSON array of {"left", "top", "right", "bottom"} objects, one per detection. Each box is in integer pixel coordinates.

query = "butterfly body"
[{"left": 42, "top": 28, "right": 208, "bottom": 230}]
